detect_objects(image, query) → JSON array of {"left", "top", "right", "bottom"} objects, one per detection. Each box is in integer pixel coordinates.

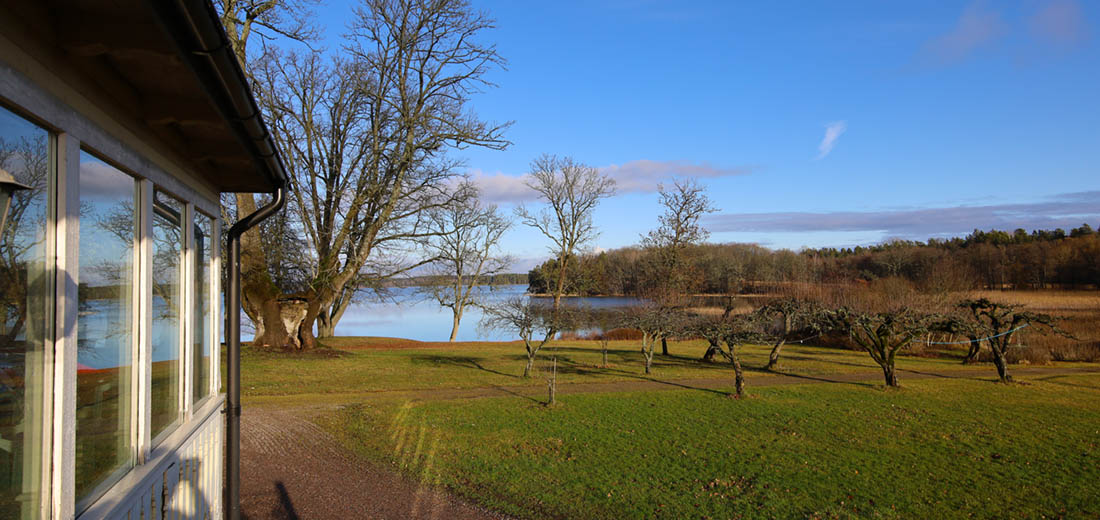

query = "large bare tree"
[
  {"left": 641, "top": 178, "right": 717, "bottom": 354},
  {"left": 223, "top": 0, "right": 511, "bottom": 349},
  {"left": 516, "top": 155, "right": 615, "bottom": 308},
  {"left": 423, "top": 183, "right": 512, "bottom": 341}
]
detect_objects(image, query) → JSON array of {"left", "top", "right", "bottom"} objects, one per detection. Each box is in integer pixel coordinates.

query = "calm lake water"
[{"left": 333, "top": 284, "right": 642, "bottom": 342}]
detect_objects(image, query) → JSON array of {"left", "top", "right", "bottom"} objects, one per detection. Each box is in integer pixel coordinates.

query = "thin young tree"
[
  {"left": 424, "top": 183, "right": 513, "bottom": 341},
  {"left": 641, "top": 178, "right": 718, "bottom": 354},
  {"left": 585, "top": 307, "right": 623, "bottom": 367},
  {"left": 516, "top": 155, "right": 615, "bottom": 309}
]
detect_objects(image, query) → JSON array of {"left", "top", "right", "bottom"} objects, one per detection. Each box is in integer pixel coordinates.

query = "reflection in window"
[
  {"left": 151, "top": 191, "right": 183, "bottom": 440},
  {"left": 0, "top": 106, "right": 51, "bottom": 519},
  {"left": 192, "top": 213, "right": 213, "bottom": 403},
  {"left": 76, "top": 152, "right": 134, "bottom": 501}
]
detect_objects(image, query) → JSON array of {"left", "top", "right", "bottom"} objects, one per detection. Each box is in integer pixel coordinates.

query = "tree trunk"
[
  {"left": 644, "top": 352, "right": 652, "bottom": 374},
  {"left": 524, "top": 354, "right": 535, "bottom": 378},
  {"left": 316, "top": 313, "right": 336, "bottom": 339},
  {"left": 703, "top": 339, "right": 720, "bottom": 362},
  {"left": 766, "top": 339, "right": 787, "bottom": 371},
  {"left": 661, "top": 336, "right": 669, "bottom": 356},
  {"left": 448, "top": 307, "right": 463, "bottom": 342},
  {"left": 601, "top": 340, "right": 609, "bottom": 367},
  {"left": 553, "top": 255, "right": 567, "bottom": 309},
  {"left": 990, "top": 345, "right": 1012, "bottom": 382},
  {"left": 963, "top": 336, "right": 981, "bottom": 364},
  {"left": 881, "top": 362, "right": 898, "bottom": 387},
  {"left": 237, "top": 193, "right": 274, "bottom": 337},
  {"left": 732, "top": 348, "right": 745, "bottom": 397},
  {"left": 547, "top": 357, "right": 557, "bottom": 405}
]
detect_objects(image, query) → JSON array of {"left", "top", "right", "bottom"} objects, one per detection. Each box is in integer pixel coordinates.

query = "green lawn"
[
  {"left": 325, "top": 374, "right": 1100, "bottom": 519},
  {"left": 238, "top": 336, "right": 1085, "bottom": 399}
]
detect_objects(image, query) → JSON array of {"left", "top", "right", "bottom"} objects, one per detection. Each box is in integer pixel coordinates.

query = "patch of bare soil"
[{"left": 240, "top": 406, "right": 506, "bottom": 520}]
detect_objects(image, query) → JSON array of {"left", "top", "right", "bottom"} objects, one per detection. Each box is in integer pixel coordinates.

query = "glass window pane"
[
  {"left": 151, "top": 191, "right": 183, "bottom": 439},
  {"left": 76, "top": 152, "right": 134, "bottom": 500},
  {"left": 192, "top": 213, "right": 213, "bottom": 403},
  {"left": 0, "top": 106, "right": 51, "bottom": 519}
]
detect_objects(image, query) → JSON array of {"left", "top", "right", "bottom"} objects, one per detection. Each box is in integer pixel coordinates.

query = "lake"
[{"left": 331, "top": 284, "right": 643, "bottom": 342}]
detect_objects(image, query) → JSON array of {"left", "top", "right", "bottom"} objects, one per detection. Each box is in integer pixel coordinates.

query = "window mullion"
[
  {"left": 51, "top": 133, "right": 80, "bottom": 520},
  {"left": 135, "top": 179, "right": 153, "bottom": 463},
  {"left": 182, "top": 202, "right": 195, "bottom": 420}
]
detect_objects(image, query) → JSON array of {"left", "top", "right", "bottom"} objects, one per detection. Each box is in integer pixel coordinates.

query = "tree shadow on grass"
[
  {"left": 782, "top": 354, "right": 876, "bottom": 370},
  {"left": 491, "top": 385, "right": 544, "bottom": 405},
  {"left": 897, "top": 367, "right": 987, "bottom": 381},
  {"left": 408, "top": 354, "right": 519, "bottom": 379},
  {"left": 1031, "top": 374, "right": 1100, "bottom": 390},
  {"left": 577, "top": 362, "right": 733, "bottom": 397},
  {"left": 767, "top": 371, "right": 876, "bottom": 389}
]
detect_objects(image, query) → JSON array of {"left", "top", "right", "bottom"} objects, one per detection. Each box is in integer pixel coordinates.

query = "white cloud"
[
  {"left": 468, "top": 159, "right": 755, "bottom": 203},
  {"left": 816, "top": 121, "right": 847, "bottom": 160},
  {"left": 465, "top": 170, "right": 532, "bottom": 204},
  {"left": 1030, "top": 0, "right": 1089, "bottom": 46},
  {"left": 705, "top": 191, "right": 1100, "bottom": 240},
  {"left": 921, "top": 2, "right": 1006, "bottom": 65}
]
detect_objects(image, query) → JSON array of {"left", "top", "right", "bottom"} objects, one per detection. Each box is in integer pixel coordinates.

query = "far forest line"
[{"left": 526, "top": 224, "right": 1100, "bottom": 297}]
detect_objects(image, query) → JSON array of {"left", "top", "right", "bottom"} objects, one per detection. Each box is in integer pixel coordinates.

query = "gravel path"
[{"left": 240, "top": 406, "right": 506, "bottom": 520}]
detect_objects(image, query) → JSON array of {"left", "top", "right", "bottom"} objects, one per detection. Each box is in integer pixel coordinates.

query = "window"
[
  {"left": 0, "top": 105, "right": 52, "bottom": 520},
  {"left": 75, "top": 152, "right": 136, "bottom": 501},
  {"left": 151, "top": 191, "right": 183, "bottom": 440},
  {"left": 192, "top": 212, "right": 213, "bottom": 403}
]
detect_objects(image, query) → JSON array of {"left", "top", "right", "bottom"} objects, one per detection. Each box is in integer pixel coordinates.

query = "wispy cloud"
[
  {"left": 600, "top": 160, "right": 754, "bottom": 194},
  {"left": 816, "top": 121, "right": 847, "bottom": 160},
  {"left": 469, "top": 159, "right": 756, "bottom": 203},
  {"left": 1030, "top": 0, "right": 1089, "bottom": 46},
  {"left": 705, "top": 191, "right": 1100, "bottom": 240},
  {"left": 920, "top": 2, "right": 1006, "bottom": 65}
]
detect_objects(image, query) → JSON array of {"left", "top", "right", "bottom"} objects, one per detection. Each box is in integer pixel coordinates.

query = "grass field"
[
  {"left": 239, "top": 335, "right": 1100, "bottom": 400},
  {"left": 237, "top": 290, "right": 1100, "bottom": 518},
  {"left": 325, "top": 373, "right": 1100, "bottom": 519}
]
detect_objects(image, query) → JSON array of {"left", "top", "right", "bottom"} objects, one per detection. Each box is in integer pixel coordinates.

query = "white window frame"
[{"left": 0, "top": 60, "right": 225, "bottom": 519}]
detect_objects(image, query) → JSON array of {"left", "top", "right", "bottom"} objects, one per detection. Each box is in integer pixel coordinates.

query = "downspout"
[{"left": 225, "top": 187, "right": 284, "bottom": 520}]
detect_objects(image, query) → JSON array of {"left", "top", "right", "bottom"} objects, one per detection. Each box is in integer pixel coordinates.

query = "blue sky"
[{"left": 313, "top": 1, "right": 1100, "bottom": 270}]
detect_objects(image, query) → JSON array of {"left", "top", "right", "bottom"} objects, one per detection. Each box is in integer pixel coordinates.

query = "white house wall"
[{"left": 0, "top": 22, "right": 227, "bottom": 520}]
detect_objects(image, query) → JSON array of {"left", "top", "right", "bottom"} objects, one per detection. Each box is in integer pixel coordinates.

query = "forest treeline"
[{"left": 527, "top": 225, "right": 1100, "bottom": 296}]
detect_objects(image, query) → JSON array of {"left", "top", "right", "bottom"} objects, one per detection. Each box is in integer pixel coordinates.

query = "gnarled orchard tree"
[
  {"left": 825, "top": 307, "right": 934, "bottom": 387},
  {"left": 693, "top": 315, "right": 769, "bottom": 398},
  {"left": 929, "top": 314, "right": 985, "bottom": 364},
  {"left": 241, "top": 0, "right": 510, "bottom": 348},
  {"left": 479, "top": 298, "right": 569, "bottom": 378},
  {"left": 516, "top": 155, "right": 615, "bottom": 309},
  {"left": 625, "top": 305, "right": 680, "bottom": 375},
  {"left": 957, "top": 298, "right": 1068, "bottom": 382},
  {"left": 754, "top": 298, "right": 825, "bottom": 371}
]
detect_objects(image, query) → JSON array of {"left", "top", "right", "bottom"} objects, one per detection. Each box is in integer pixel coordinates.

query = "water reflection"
[{"left": 332, "top": 285, "right": 643, "bottom": 342}]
